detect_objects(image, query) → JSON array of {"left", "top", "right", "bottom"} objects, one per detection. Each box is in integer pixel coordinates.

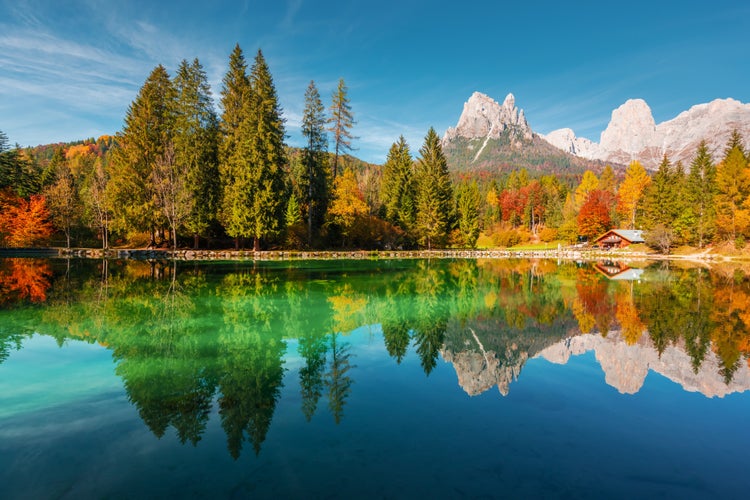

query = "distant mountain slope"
[
  {"left": 442, "top": 92, "right": 610, "bottom": 176},
  {"left": 543, "top": 97, "right": 750, "bottom": 169}
]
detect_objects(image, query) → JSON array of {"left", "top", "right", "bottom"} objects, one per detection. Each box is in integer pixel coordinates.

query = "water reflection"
[{"left": 1, "top": 257, "right": 750, "bottom": 457}]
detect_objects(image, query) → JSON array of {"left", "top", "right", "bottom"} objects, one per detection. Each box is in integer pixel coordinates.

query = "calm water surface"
[{"left": 1, "top": 257, "right": 749, "bottom": 498}]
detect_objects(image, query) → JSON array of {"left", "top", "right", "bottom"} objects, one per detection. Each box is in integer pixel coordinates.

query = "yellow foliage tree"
[
  {"left": 574, "top": 170, "right": 599, "bottom": 209},
  {"left": 328, "top": 169, "right": 368, "bottom": 245},
  {"left": 617, "top": 160, "right": 651, "bottom": 229}
]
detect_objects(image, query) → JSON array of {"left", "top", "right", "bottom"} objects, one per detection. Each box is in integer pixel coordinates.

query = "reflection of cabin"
[
  {"left": 593, "top": 261, "right": 644, "bottom": 281},
  {"left": 594, "top": 229, "right": 644, "bottom": 249}
]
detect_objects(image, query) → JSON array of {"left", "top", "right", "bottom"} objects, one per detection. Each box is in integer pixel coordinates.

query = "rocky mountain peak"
[
  {"left": 443, "top": 91, "right": 533, "bottom": 144},
  {"left": 542, "top": 96, "right": 750, "bottom": 169},
  {"left": 598, "top": 98, "right": 657, "bottom": 157}
]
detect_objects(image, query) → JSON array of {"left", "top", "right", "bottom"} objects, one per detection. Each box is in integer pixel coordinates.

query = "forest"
[{"left": 1, "top": 43, "right": 750, "bottom": 253}]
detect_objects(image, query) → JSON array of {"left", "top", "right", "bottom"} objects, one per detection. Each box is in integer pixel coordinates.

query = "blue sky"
[{"left": 1, "top": 0, "right": 748, "bottom": 163}]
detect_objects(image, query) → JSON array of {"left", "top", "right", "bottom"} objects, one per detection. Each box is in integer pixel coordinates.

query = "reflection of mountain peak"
[
  {"left": 536, "top": 332, "right": 750, "bottom": 398},
  {"left": 441, "top": 348, "right": 527, "bottom": 396}
]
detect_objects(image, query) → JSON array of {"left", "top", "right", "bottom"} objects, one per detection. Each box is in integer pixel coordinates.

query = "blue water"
[{"left": 0, "top": 258, "right": 749, "bottom": 498}]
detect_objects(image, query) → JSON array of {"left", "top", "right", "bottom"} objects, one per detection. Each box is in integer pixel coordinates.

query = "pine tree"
[
  {"left": 328, "top": 78, "right": 355, "bottom": 182},
  {"left": 643, "top": 155, "right": 677, "bottom": 229},
  {"left": 686, "top": 141, "right": 716, "bottom": 247},
  {"left": 173, "top": 58, "right": 220, "bottom": 248},
  {"left": 219, "top": 44, "right": 251, "bottom": 241},
  {"left": 224, "top": 49, "right": 287, "bottom": 251},
  {"left": 414, "top": 128, "right": 453, "bottom": 249},
  {"left": 380, "top": 136, "right": 415, "bottom": 231},
  {"left": 301, "top": 80, "right": 329, "bottom": 245},
  {"left": 0, "top": 131, "right": 39, "bottom": 198},
  {"left": 109, "top": 64, "right": 175, "bottom": 244},
  {"left": 617, "top": 160, "right": 651, "bottom": 229},
  {"left": 455, "top": 180, "right": 481, "bottom": 248}
]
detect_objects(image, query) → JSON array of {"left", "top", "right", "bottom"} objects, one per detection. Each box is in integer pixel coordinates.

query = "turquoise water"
[{"left": 1, "top": 257, "right": 749, "bottom": 498}]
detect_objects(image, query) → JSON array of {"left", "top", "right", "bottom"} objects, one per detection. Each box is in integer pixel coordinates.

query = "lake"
[{"left": 1, "top": 257, "right": 749, "bottom": 498}]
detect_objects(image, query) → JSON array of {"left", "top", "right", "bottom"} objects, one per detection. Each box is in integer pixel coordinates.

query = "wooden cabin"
[{"left": 593, "top": 229, "right": 644, "bottom": 249}]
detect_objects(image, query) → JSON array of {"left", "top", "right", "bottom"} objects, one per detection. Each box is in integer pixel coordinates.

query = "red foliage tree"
[
  {"left": 0, "top": 192, "right": 55, "bottom": 247},
  {"left": 577, "top": 189, "right": 614, "bottom": 240}
]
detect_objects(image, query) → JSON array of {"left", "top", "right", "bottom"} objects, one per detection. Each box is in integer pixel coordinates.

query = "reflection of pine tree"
[
  {"left": 113, "top": 266, "right": 217, "bottom": 446},
  {"left": 678, "top": 270, "right": 713, "bottom": 373},
  {"left": 412, "top": 261, "right": 448, "bottom": 375},
  {"left": 217, "top": 271, "right": 286, "bottom": 458},
  {"left": 299, "top": 330, "right": 328, "bottom": 421},
  {"left": 413, "top": 320, "right": 446, "bottom": 375},
  {"left": 325, "top": 333, "right": 353, "bottom": 424},
  {"left": 382, "top": 320, "right": 411, "bottom": 363}
]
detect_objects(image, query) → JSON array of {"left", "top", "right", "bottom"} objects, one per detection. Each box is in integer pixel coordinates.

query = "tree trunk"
[
  {"left": 253, "top": 236, "right": 260, "bottom": 252},
  {"left": 173, "top": 227, "right": 178, "bottom": 250},
  {"left": 193, "top": 234, "right": 200, "bottom": 250}
]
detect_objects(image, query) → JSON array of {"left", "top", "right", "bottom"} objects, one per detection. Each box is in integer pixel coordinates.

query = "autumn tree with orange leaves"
[
  {"left": 0, "top": 192, "right": 54, "bottom": 247},
  {"left": 577, "top": 190, "right": 614, "bottom": 240}
]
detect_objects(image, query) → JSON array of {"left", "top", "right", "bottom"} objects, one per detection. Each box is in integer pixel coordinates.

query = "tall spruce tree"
[
  {"left": 173, "top": 58, "right": 220, "bottom": 248},
  {"left": 414, "top": 127, "right": 453, "bottom": 249},
  {"left": 455, "top": 179, "right": 481, "bottom": 248},
  {"left": 380, "top": 136, "right": 415, "bottom": 232},
  {"left": 219, "top": 44, "right": 251, "bottom": 241},
  {"left": 643, "top": 154, "right": 677, "bottom": 229},
  {"left": 109, "top": 64, "right": 175, "bottom": 244},
  {"left": 301, "top": 80, "right": 329, "bottom": 245},
  {"left": 686, "top": 141, "right": 716, "bottom": 247},
  {"left": 224, "top": 49, "right": 287, "bottom": 251},
  {"left": 328, "top": 78, "right": 355, "bottom": 183}
]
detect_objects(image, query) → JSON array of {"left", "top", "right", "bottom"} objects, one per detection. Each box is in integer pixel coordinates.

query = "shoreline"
[{"left": 0, "top": 246, "right": 736, "bottom": 263}]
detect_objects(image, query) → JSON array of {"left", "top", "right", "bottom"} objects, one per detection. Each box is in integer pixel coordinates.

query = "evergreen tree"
[
  {"left": 301, "top": 80, "right": 329, "bottom": 245},
  {"left": 455, "top": 179, "right": 481, "bottom": 248},
  {"left": 173, "top": 58, "right": 220, "bottom": 248},
  {"left": 109, "top": 65, "right": 175, "bottom": 244},
  {"left": 0, "top": 131, "right": 39, "bottom": 198},
  {"left": 686, "top": 141, "right": 716, "bottom": 247},
  {"left": 224, "top": 49, "right": 287, "bottom": 251},
  {"left": 380, "top": 136, "right": 415, "bottom": 231},
  {"left": 643, "top": 155, "right": 677, "bottom": 229},
  {"left": 285, "top": 191, "right": 302, "bottom": 227},
  {"left": 414, "top": 128, "right": 453, "bottom": 249},
  {"left": 328, "top": 78, "right": 355, "bottom": 182},
  {"left": 218, "top": 44, "right": 251, "bottom": 239}
]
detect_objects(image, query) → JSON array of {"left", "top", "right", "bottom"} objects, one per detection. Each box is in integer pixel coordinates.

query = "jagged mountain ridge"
[
  {"left": 441, "top": 92, "right": 605, "bottom": 175},
  {"left": 544, "top": 97, "right": 750, "bottom": 169},
  {"left": 443, "top": 91, "right": 750, "bottom": 173}
]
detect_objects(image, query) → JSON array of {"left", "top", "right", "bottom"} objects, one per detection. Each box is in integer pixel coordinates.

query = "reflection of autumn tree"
[
  {"left": 615, "top": 286, "right": 645, "bottom": 345},
  {"left": 0, "top": 258, "right": 53, "bottom": 305},
  {"left": 710, "top": 273, "right": 750, "bottom": 383},
  {"left": 217, "top": 271, "right": 286, "bottom": 458},
  {"left": 573, "top": 269, "right": 614, "bottom": 335},
  {"left": 328, "top": 283, "right": 368, "bottom": 334}
]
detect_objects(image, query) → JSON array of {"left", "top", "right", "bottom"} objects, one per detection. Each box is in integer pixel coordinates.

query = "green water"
[{"left": 1, "top": 257, "right": 749, "bottom": 498}]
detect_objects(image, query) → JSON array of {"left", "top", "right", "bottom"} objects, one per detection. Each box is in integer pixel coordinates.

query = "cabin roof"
[{"left": 594, "top": 229, "right": 644, "bottom": 244}]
